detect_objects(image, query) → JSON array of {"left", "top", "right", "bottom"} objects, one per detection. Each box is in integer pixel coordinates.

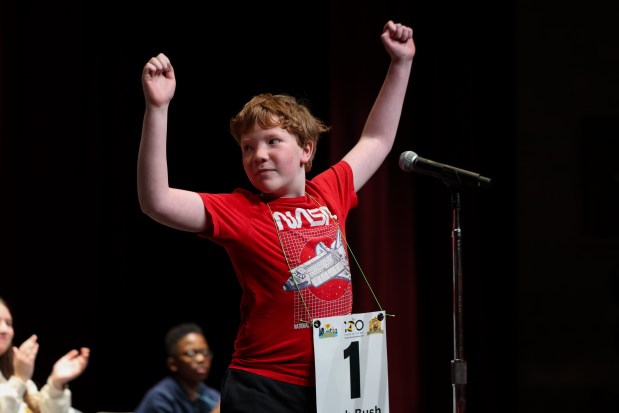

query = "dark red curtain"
[{"left": 327, "top": 6, "right": 420, "bottom": 412}]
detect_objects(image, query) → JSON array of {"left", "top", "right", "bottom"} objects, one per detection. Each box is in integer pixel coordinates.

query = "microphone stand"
[
  {"left": 401, "top": 151, "right": 490, "bottom": 412},
  {"left": 449, "top": 187, "right": 467, "bottom": 413}
]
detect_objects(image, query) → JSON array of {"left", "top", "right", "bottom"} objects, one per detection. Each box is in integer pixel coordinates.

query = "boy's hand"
[
  {"left": 142, "top": 52, "right": 176, "bottom": 108},
  {"left": 381, "top": 20, "right": 415, "bottom": 61}
]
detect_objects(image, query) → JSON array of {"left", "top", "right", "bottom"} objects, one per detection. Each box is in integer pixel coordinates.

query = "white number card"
[{"left": 312, "top": 311, "right": 389, "bottom": 413}]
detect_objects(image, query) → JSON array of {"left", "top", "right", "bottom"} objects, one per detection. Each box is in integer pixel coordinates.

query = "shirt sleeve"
[
  {"left": 37, "top": 376, "right": 72, "bottom": 413},
  {"left": 0, "top": 376, "right": 26, "bottom": 413}
]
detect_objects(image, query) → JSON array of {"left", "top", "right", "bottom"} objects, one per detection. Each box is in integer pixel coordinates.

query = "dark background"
[{"left": 1, "top": 1, "right": 618, "bottom": 412}]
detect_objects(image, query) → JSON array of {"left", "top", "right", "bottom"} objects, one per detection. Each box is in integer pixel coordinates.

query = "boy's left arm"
[{"left": 342, "top": 20, "right": 416, "bottom": 192}]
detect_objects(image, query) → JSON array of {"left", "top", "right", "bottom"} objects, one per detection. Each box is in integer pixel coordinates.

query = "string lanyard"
[{"left": 265, "top": 193, "right": 389, "bottom": 325}]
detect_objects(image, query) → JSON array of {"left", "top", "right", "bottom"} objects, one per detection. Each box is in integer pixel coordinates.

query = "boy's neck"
[{"left": 260, "top": 191, "right": 306, "bottom": 203}]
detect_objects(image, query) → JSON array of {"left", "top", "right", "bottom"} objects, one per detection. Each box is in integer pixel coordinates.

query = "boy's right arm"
[{"left": 137, "top": 53, "right": 209, "bottom": 233}]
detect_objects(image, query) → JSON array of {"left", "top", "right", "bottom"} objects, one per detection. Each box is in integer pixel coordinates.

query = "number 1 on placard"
[{"left": 343, "top": 340, "right": 361, "bottom": 399}]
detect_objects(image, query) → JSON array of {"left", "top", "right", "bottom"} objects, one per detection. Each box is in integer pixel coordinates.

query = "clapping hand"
[
  {"left": 49, "top": 347, "right": 90, "bottom": 390},
  {"left": 12, "top": 334, "right": 39, "bottom": 383}
]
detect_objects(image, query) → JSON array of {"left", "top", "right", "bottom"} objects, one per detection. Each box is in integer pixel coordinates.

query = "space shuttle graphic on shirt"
[{"left": 282, "top": 229, "right": 351, "bottom": 291}]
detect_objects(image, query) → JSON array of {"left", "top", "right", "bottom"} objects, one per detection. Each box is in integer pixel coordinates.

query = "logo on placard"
[
  {"left": 316, "top": 322, "right": 338, "bottom": 339},
  {"left": 367, "top": 313, "right": 385, "bottom": 336},
  {"left": 342, "top": 317, "right": 365, "bottom": 339}
]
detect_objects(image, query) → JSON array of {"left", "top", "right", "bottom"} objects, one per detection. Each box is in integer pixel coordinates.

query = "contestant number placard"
[{"left": 312, "top": 311, "right": 389, "bottom": 413}]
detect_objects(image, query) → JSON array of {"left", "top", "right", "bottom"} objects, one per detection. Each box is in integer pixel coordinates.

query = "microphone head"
[{"left": 399, "top": 151, "right": 419, "bottom": 172}]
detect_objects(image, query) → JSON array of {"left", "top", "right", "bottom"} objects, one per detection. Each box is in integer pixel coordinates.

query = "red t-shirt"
[{"left": 198, "top": 161, "right": 358, "bottom": 386}]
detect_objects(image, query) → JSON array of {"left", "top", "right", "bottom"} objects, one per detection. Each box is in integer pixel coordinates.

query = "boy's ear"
[
  {"left": 301, "top": 141, "right": 314, "bottom": 164},
  {"left": 167, "top": 356, "right": 179, "bottom": 372}
]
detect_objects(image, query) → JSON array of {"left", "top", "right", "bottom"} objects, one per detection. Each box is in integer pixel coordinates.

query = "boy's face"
[
  {"left": 240, "top": 122, "right": 312, "bottom": 199},
  {"left": 168, "top": 332, "right": 212, "bottom": 383}
]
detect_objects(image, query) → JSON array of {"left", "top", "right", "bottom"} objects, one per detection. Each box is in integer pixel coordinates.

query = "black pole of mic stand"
[
  {"left": 401, "top": 153, "right": 491, "bottom": 412},
  {"left": 449, "top": 188, "right": 467, "bottom": 413}
]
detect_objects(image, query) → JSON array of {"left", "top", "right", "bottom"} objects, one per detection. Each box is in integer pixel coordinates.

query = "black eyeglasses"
[{"left": 180, "top": 349, "right": 213, "bottom": 360}]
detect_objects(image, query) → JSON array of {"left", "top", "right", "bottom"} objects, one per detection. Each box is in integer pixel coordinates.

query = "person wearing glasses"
[{"left": 134, "top": 322, "right": 220, "bottom": 413}]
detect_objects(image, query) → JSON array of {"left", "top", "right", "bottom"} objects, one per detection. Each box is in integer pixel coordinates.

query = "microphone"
[{"left": 399, "top": 151, "right": 492, "bottom": 189}]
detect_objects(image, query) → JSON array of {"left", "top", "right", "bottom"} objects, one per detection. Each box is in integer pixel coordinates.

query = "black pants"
[{"left": 220, "top": 368, "right": 317, "bottom": 413}]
